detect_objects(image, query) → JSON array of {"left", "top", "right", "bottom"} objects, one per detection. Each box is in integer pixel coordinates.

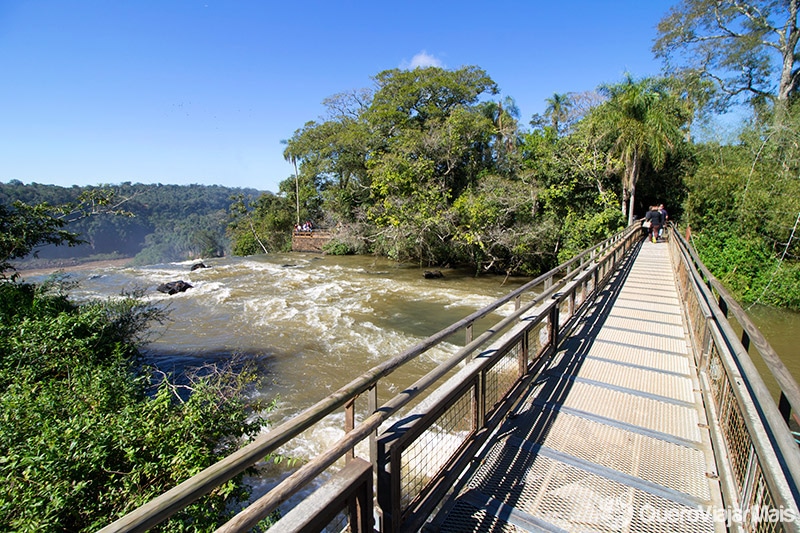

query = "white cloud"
[{"left": 401, "top": 51, "right": 444, "bottom": 70}]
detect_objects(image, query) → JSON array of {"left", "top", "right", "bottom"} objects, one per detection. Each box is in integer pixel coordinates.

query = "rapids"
[{"left": 27, "top": 253, "right": 530, "bottom": 509}]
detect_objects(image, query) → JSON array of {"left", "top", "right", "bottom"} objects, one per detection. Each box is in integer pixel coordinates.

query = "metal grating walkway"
[{"left": 429, "top": 240, "right": 726, "bottom": 532}]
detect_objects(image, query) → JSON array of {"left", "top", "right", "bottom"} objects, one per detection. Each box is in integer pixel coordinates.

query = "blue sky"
[{"left": 1, "top": 0, "right": 678, "bottom": 193}]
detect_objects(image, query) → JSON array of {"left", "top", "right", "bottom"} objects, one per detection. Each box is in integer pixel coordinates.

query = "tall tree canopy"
[
  {"left": 587, "top": 75, "right": 688, "bottom": 224},
  {"left": 239, "top": 66, "right": 675, "bottom": 274},
  {"left": 654, "top": 0, "right": 800, "bottom": 108},
  {"left": 544, "top": 93, "right": 573, "bottom": 136}
]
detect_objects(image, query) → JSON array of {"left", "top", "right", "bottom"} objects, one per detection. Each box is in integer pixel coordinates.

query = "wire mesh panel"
[
  {"left": 527, "top": 317, "right": 550, "bottom": 361},
  {"left": 720, "top": 388, "right": 789, "bottom": 530},
  {"left": 717, "top": 379, "right": 752, "bottom": 492},
  {"left": 742, "top": 462, "right": 785, "bottom": 533},
  {"left": 559, "top": 295, "right": 573, "bottom": 325},
  {"left": 680, "top": 266, "right": 711, "bottom": 366},
  {"left": 484, "top": 344, "right": 521, "bottom": 417},
  {"left": 707, "top": 333, "right": 754, "bottom": 491},
  {"left": 703, "top": 321, "right": 790, "bottom": 532},
  {"left": 398, "top": 387, "right": 475, "bottom": 510}
]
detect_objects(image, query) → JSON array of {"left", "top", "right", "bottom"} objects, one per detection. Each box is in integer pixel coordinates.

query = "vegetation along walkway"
[{"left": 430, "top": 239, "right": 726, "bottom": 532}]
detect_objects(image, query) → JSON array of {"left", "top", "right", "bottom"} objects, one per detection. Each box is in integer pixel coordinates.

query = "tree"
[
  {"left": 0, "top": 190, "right": 128, "bottom": 278},
  {"left": 363, "top": 67, "right": 500, "bottom": 263},
  {"left": 227, "top": 193, "right": 294, "bottom": 255},
  {"left": 544, "top": 93, "right": 573, "bottom": 136},
  {"left": 366, "top": 66, "right": 497, "bottom": 134},
  {"left": 479, "top": 96, "right": 522, "bottom": 175},
  {"left": 587, "top": 75, "right": 687, "bottom": 224},
  {"left": 0, "top": 197, "right": 272, "bottom": 531},
  {"left": 282, "top": 139, "right": 302, "bottom": 226},
  {"left": 0, "top": 281, "right": 269, "bottom": 532},
  {"left": 654, "top": 0, "right": 800, "bottom": 109}
]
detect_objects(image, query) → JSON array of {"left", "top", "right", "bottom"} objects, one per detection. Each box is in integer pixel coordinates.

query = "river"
[
  {"left": 22, "top": 252, "right": 800, "bottom": 514},
  {"left": 744, "top": 304, "right": 800, "bottom": 404},
  {"left": 25, "top": 253, "right": 527, "bottom": 496}
]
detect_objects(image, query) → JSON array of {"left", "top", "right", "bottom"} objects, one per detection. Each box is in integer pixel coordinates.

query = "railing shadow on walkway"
[{"left": 422, "top": 239, "right": 644, "bottom": 532}]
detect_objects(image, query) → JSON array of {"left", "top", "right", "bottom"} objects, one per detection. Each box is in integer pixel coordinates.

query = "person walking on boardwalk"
[
  {"left": 658, "top": 203, "right": 668, "bottom": 238},
  {"left": 644, "top": 205, "right": 663, "bottom": 243}
]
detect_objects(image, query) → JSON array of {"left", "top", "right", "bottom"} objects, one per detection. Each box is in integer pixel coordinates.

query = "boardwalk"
[{"left": 430, "top": 240, "right": 726, "bottom": 532}]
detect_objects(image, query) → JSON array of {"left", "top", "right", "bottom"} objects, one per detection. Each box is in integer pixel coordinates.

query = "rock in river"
[{"left": 157, "top": 280, "right": 193, "bottom": 295}]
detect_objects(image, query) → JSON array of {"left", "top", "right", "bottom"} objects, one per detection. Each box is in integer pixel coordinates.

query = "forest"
[
  {"left": 0, "top": 181, "right": 261, "bottom": 268},
  {"left": 227, "top": 66, "right": 800, "bottom": 309}
]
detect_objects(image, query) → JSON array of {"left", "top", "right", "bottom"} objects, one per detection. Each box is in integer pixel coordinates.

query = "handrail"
[
  {"left": 98, "top": 223, "right": 640, "bottom": 533},
  {"left": 670, "top": 224, "right": 800, "bottom": 519},
  {"left": 376, "top": 260, "right": 615, "bottom": 531},
  {"left": 218, "top": 293, "right": 566, "bottom": 532},
  {"left": 218, "top": 226, "right": 641, "bottom": 531},
  {"left": 683, "top": 227, "right": 800, "bottom": 426}
]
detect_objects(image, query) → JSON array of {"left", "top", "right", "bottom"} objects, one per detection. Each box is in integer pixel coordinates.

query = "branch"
[
  {"left": 703, "top": 69, "right": 773, "bottom": 99},
  {"left": 248, "top": 218, "right": 269, "bottom": 254},
  {"left": 713, "top": 4, "right": 746, "bottom": 39},
  {"left": 730, "top": 0, "right": 773, "bottom": 33}
]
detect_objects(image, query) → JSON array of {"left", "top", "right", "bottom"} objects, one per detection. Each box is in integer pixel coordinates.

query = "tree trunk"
[
  {"left": 628, "top": 183, "right": 637, "bottom": 226},
  {"left": 625, "top": 155, "right": 639, "bottom": 226},
  {"left": 621, "top": 189, "right": 628, "bottom": 218},
  {"left": 293, "top": 157, "right": 300, "bottom": 226},
  {"left": 778, "top": 0, "right": 800, "bottom": 103}
]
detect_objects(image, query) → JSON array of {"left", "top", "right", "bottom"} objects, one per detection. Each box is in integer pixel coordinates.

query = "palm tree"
[
  {"left": 590, "top": 75, "right": 685, "bottom": 224},
  {"left": 281, "top": 139, "right": 301, "bottom": 226},
  {"left": 479, "top": 96, "right": 521, "bottom": 174},
  {"left": 544, "top": 93, "right": 572, "bottom": 135}
]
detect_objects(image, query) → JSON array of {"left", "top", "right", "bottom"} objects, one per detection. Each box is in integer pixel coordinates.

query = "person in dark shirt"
[
  {"left": 644, "top": 205, "right": 663, "bottom": 243},
  {"left": 658, "top": 203, "right": 668, "bottom": 238}
]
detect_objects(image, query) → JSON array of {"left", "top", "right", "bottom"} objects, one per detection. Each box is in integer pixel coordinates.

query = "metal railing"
[
  {"left": 374, "top": 230, "right": 642, "bottom": 531},
  {"left": 99, "top": 220, "right": 800, "bottom": 533},
  {"left": 669, "top": 224, "right": 800, "bottom": 532},
  {"left": 98, "top": 223, "right": 642, "bottom": 533}
]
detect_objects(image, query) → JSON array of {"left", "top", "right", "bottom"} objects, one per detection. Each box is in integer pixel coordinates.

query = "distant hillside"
[{"left": 1, "top": 181, "right": 265, "bottom": 267}]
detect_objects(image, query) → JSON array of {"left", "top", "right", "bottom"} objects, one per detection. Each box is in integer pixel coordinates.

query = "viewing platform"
[{"left": 291, "top": 229, "right": 332, "bottom": 253}]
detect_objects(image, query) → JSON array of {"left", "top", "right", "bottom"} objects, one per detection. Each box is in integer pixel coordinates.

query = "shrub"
[
  {"left": 692, "top": 229, "right": 800, "bottom": 309},
  {"left": 0, "top": 280, "right": 269, "bottom": 532}
]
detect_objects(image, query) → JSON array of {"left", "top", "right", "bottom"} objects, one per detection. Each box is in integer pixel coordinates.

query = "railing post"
[
  {"left": 476, "top": 372, "right": 486, "bottom": 428},
  {"left": 549, "top": 299, "right": 560, "bottom": 352},
  {"left": 779, "top": 392, "right": 792, "bottom": 423},
  {"left": 348, "top": 460, "right": 373, "bottom": 533},
  {"left": 465, "top": 323, "right": 474, "bottom": 363},
  {"left": 369, "top": 386, "right": 378, "bottom": 466},
  {"left": 375, "top": 437, "right": 399, "bottom": 533},
  {"left": 718, "top": 296, "right": 728, "bottom": 317},
  {"left": 345, "top": 398, "right": 356, "bottom": 463},
  {"left": 520, "top": 322, "right": 529, "bottom": 376},
  {"left": 568, "top": 289, "right": 576, "bottom": 319}
]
